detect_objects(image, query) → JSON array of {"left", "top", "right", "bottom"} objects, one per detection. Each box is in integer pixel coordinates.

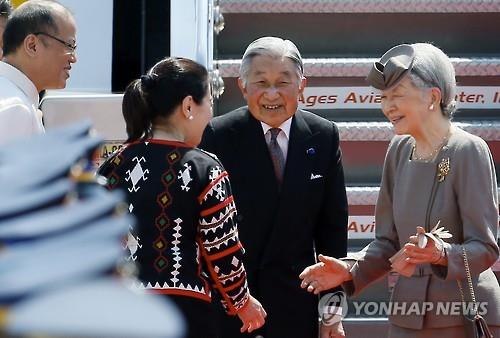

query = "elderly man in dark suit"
[{"left": 200, "top": 36, "right": 348, "bottom": 338}]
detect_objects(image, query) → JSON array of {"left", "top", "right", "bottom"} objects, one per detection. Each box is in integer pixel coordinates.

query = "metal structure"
[
  {"left": 220, "top": 0, "right": 500, "bottom": 13},
  {"left": 217, "top": 57, "right": 500, "bottom": 78}
]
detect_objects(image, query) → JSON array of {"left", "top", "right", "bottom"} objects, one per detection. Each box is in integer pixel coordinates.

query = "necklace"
[{"left": 412, "top": 127, "right": 452, "bottom": 162}]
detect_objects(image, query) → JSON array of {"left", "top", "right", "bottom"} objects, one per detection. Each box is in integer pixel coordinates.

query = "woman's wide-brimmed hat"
[{"left": 366, "top": 44, "right": 415, "bottom": 90}]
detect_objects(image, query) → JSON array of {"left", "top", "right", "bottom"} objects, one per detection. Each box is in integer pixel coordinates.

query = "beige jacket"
[{"left": 344, "top": 127, "right": 500, "bottom": 329}]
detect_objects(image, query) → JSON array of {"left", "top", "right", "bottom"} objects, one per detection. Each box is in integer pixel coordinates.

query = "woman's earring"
[
  {"left": 429, "top": 104, "right": 434, "bottom": 110},
  {"left": 188, "top": 115, "right": 194, "bottom": 120}
]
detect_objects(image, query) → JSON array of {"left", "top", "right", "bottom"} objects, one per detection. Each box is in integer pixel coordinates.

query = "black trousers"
[{"left": 168, "top": 295, "right": 218, "bottom": 338}]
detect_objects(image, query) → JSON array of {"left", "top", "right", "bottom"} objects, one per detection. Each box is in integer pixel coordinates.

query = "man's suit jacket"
[{"left": 200, "top": 107, "right": 348, "bottom": 338}]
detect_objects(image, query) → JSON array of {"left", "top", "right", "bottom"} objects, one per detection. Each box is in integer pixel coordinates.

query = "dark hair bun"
[{"left": 140, "top": 74, "right": 157, "bottom": 90}]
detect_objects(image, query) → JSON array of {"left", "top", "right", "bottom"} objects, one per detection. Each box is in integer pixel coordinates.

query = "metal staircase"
[{"left": 213, "top": 1, "right": 500, "bottom": 336}]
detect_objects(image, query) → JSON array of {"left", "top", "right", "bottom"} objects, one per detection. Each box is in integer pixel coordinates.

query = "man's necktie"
[{"left": 268, "top": 128, "right": 285, "bottom": 184}]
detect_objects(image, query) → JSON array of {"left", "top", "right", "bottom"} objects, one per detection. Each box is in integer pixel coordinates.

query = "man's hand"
[
  {"left": 320, "top": 321, "right": 346, "bottom": 338},
  {"left": 299, "top": 254, "right": 352, "bottom": 294},
  {"left": 237, "top": 295, "right": 267, "bottom": 333}
]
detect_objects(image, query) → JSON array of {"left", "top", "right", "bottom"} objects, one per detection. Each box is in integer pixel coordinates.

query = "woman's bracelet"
[{"left": 431, "top": 241, "right": 446, "bottom": 265}]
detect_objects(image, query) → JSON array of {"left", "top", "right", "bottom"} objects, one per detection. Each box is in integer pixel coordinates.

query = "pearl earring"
[
  {"left": 188, "top": 115, "right": 193, "bottom": 120},
  {"left": 429, "top": 104, "right": 434, "bottom": 110}
]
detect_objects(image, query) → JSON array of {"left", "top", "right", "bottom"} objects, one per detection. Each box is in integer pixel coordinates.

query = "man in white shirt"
[{"left": 0, "top": 0, "right": 77, "bottom": 145}]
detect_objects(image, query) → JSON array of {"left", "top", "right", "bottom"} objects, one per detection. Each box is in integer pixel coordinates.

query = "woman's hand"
[
  {"left": 237, "top": 295, "right": 267, "bottom": 333},
  {"left": 404, "top": 226, "right": 446, "bottom": 265},
  {"left": 299, "top": 254, "right": 352, "bottom": 294}
]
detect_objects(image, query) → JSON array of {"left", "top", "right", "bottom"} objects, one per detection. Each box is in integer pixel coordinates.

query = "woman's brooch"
[{"left": 437, "top": 157, "right": 450, "bottom": 182}]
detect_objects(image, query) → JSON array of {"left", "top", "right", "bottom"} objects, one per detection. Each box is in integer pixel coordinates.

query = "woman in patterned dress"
[{"left": 98, "top": 57, "right": 266, "bottom": 338}]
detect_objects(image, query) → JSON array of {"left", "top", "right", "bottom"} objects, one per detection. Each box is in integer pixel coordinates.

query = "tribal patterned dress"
[{"left": 98, "top": 139, "right": 250, "bottom": 317}]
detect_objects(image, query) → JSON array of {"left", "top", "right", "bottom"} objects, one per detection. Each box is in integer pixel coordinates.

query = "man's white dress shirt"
[{"left": 0, "top": 61, "right": 44, "bottom": 145}]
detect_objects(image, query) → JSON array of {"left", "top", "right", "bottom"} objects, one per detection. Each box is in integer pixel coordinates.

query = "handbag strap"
[{"left": 457, "top": 246, "right": 478, "bottom": 313}]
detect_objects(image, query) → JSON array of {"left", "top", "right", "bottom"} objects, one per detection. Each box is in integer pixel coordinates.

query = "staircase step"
[
  {"left": 346, "top": 186, "right": 500, "bottom": 206},
  {"left": 339, "top": 121, "right": 500, "bottom": 184},
  {"left": 347, "top": 187, "right": 379, "bottom": 206},
  {"left": 218, "top": 13, "right": 500, "bottom": 57},
  {"left": 220, "top": 0, "right": 500, "bottom": 13},
  {"left": 342, "top": 317, "right": 388, "bottom": 338},
  {"left": 338, "top": 120, "right": 500, "bottom": 141},
  {"left": 217, "top": 57, "right": 500, "bottom": 78}
]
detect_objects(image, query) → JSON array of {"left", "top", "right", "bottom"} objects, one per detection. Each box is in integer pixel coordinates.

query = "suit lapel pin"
[{"left": 306, "top": 147, "right": 315, "bottom": 156}]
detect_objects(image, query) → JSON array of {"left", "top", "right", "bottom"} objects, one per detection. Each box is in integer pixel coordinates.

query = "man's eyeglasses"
[{"left": 34, "top": 32, "right": 77, "bottom": 54}]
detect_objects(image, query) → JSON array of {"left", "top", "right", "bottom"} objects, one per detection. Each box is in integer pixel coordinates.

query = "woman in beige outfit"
[{"left": 300, "top": 43, "right": 500, "bottom": 337}]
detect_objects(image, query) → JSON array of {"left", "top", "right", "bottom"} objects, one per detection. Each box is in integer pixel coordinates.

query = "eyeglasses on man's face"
[{"left": 34, "top": 31, "right": 77, "bottom": 54}]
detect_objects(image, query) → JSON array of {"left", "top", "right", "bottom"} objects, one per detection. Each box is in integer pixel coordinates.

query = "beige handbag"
[{"left": 457, "top": 246, "right": 493, "bottom": 338}]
